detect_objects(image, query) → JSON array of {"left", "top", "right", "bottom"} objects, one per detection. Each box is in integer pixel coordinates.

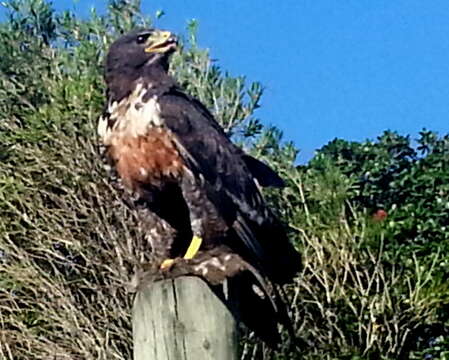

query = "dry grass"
[
  {"left": 285, "top": 205, "right": 442, "bottom": 359},
  {"left": 0, "top": 130, "right": 138, "bottom": 359}
]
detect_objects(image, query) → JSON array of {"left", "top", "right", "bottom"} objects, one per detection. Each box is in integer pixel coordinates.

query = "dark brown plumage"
[{"left": 98, "top": 28, "right": 301, "bottom": 285}]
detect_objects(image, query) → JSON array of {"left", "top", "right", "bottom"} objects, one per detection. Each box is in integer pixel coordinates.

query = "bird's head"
[
  {"left": 105, "top": 28, "right": 178, "bottom": 101},
  {"left": 106, "top": 28, "right": 178, "bottom": 76}
]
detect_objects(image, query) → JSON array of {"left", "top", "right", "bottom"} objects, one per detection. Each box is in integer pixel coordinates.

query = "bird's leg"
[
  {"left": 159, "top": 181, "right": 204, "bottom": 270},
  {"left": 159, "top": 223, "right": 202, "bottom": 270},
  {"left": 136, "top": 206, "right": 178, "bottom": 271},
  {"left": 179, "top": 176, "right": 207, "bottom": 261},
  {"left": 183, "top": 220, "right": 203, "bottom": 259}
]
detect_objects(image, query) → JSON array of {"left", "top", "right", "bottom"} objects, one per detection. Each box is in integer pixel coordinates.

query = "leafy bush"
[
  {"left": 293, "top": 130, "right": 449, "bottom": 359},
  {"left": 310, "top": 130, "right": 449, "bottom": 256}
]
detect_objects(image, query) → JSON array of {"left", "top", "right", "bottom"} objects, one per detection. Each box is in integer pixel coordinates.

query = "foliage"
[
  {"left": 0, "top": 1, "right": 448, "bottom": 359},
  {"left": 310, "top": 130, "right": 449, "bottom": 256},
  {"left": 293, "top": 131, "right": 449, "bottom": 359}
]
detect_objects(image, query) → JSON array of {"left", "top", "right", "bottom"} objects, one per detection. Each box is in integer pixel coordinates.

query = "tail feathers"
[
  {"left": 233, "top": 216, "right": 301, "bottom": 285},
  {"left": 229, "top": 272, "right": 303, "bottom": 349},
  {"left": 230, "top": 272, "right": 281, "bottom": 347},
  {"left": 259, "top": 222, "right": 301, "bottom": 284}
]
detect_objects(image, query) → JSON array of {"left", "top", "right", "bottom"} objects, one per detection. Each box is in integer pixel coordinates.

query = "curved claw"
[{"left": 160, "top": 258, "right": 175, "bottom": 270}]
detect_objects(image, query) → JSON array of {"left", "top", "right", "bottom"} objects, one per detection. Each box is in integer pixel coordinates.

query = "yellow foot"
[
  {"left": 183, "top": 235, "right": 203, "bottom": 260},
  {"left": 160, "top": 258, "right": 175, "bottom": 270}
]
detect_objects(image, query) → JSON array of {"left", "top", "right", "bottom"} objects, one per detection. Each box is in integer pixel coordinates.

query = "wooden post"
[{"left": 133, "top": 276, "right": 239, "bottom": 360}]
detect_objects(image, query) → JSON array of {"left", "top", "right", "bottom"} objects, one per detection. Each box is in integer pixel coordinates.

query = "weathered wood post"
[{"left": 133, "top": 276, "right": 239, "bottom": 360}]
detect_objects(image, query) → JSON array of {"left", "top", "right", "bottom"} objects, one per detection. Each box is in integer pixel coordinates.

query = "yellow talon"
[
  {"left": 160, "top": 258, "right": 175, "bottom": 270},
  {"left": 160, "top": 236, "right": 202, "bottom": 268},
  {"left": 183, "top": 235, "right": 202, "bottom": 259}
]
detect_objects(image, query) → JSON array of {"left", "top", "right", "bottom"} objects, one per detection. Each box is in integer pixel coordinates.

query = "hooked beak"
[{"left": 145, "top": 30, "right": 177, "bottom": 53}]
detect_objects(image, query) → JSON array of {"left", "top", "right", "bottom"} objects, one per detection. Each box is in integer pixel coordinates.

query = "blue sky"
[{"left": 4, "top": 1, "right": 449, "bottom": 161}]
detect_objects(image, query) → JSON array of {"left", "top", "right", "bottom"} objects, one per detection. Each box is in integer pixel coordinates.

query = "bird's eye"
[{"left": 136, "top": 34, "right": 150, "bottom": 44}]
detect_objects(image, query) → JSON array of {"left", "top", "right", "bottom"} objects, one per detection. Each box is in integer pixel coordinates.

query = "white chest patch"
[{"left": 97, "top": 83, "right": 164, "bottom": 145}]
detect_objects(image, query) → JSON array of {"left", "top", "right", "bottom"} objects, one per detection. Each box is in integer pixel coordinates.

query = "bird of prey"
[{"left": 97, "top": 28, "right": 300, "bottom": 285}]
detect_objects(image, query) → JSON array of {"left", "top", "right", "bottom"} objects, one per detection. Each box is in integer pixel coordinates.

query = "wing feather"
[
  {"left": 157, "top": 88, "right": 301, "bottom": 283},
  {"left": 158, "top": 89, "right": 268, "bottom": 222}
]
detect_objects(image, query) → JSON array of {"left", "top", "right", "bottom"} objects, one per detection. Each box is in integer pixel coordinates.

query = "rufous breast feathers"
[{"left": 98, "top": 85, "right": 185, "bottom": 190}]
